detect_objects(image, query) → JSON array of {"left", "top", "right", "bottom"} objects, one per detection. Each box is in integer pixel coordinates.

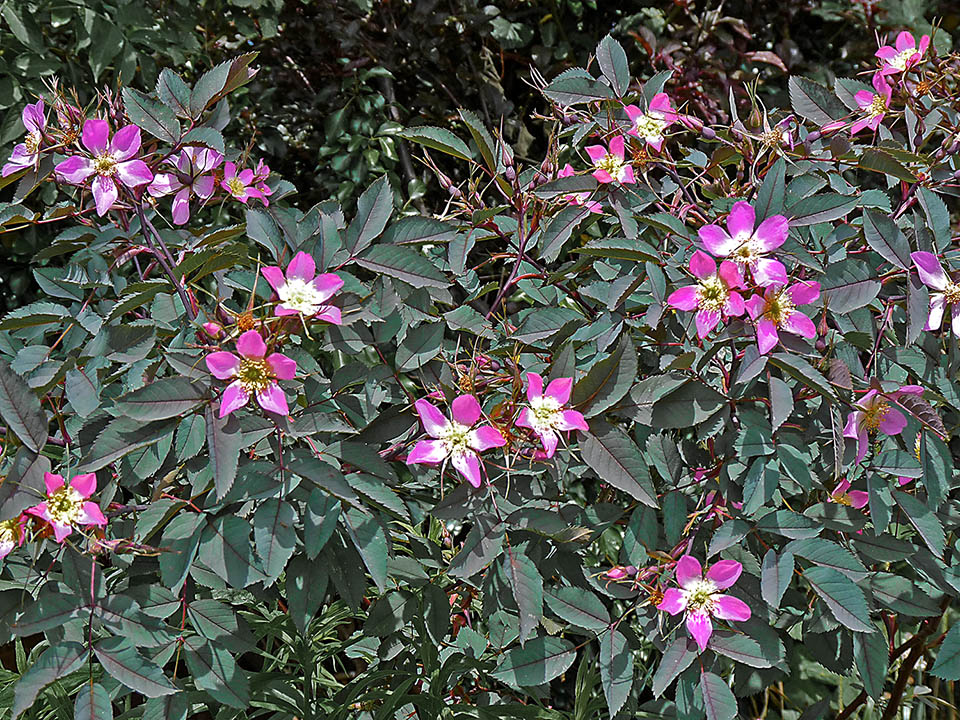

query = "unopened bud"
[
  {"left": 914, "top": 134, "right": 924, "bottom": 148},
  {"left": 815, "top": 338, "right": 827, "bottom": 353},
  {"left": 806, "top": 130, "right": 821, "bottom": 143},
  {"left": 820, "top": 121, "right": 846, "bottom": 136},
  {"left": 501, "top": 144, "right": 513, "bottom": 167},
  {"left": 504, "top": 166, "right": 516, "bottom": 182},
  {"left": 448, "top": 185, "right": 462, "bottom": 198},
  {"left": 701, "top": 127, "right": 716, "bottom": 140},
  {"left": 437, "top": 172, "right": 453, "bottom": 190},
  {"left": 201, "top": 322, "right": 223, "bottom": 339},
  {"left": 950, "top": 140, "right": 960, "bottom": 154},
  {"left": 679, "top": 115, "right": 704, "bottom": 133}
]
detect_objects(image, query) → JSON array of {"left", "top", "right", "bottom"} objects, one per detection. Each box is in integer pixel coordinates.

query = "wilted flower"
[
  {"left": 876, "top": 31, "right": 930, "bottom": 75},
  {"left": 657, "top": 556, "right": 751, "bottom": 652},
  {"left": 624, "top": 93, "right": 677, "bottom": 151},
  {"left": 667, "top": 250, "right": 746, "bottom": 338},
  {"left": 148, "top": 147, "right": 224, "bottom": 224},
  {"left": 829, "top": 479, "right": 868, "bottom": 509},
  {"left": 557, "top": 164, "right": 602, "bottom": 213},
  {"left": 261, "top": 251, "right": 344, "bottom": 324},
  {"left": 585, "top": 136, "right": 634, "bottom": 185},
  {"left": 221, "top": 161, "right": 270, "bottom": 205},
  {"left": 205, "top": 330, "right": 296, "bottom": 418},
  {"left": 54, "top": 119, "right": 154, "bottom": 216},
  {"left": 910, "top": 251, "right": 960, "bottom": 336},
  {"left": 2, "top": 100, "right": 46, "bottom": 177},
  {"left": 515, "top": 372, "right": 588, "bottom": 458},
  {"left": 744, "top": 281, "right": 820, "bottom": 354},
  {"left": 407, "top": 395, "right": 506, "bottom": 488},
  {"left": 699, "top": 201, "right": 789, "bottom": 287},
  {"left": 843, "top": 385, "right": 924, "bottom": 463},
  {"left": 851, "top": 73, "right": 892, "bottom": 135},
  {"left": 25, "top": 473, "right": 107, "bottom": 543},
  {"left": 0, "top": 516, "right": 26, "bottom": 560}
]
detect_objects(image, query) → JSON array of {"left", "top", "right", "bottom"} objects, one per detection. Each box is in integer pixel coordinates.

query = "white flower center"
[
  {"left": 695, "top": 275, "right": 730, "bottom": 313},
  {"left": 633, "top": 112, "right": 667, "bottom": 142},
  {"left": 943, "top": 282, "right": 960, "bottom": 305},
  {"left": 237, "top": 357, "right": 275, "bottom": 395},
  {"left": 762, "top": 289, "right": 795, "bottom": 327},
  {"left": 0, "top": 518, "right": 21, "bottom": 547},
  {"left": 226, "top": 177, "right": 246, "bottom": 196},
  {"left": 595, "top": 153, "right": 625, "bottom": 180},
  {"left": 46, "top": 486, "right": 84, "bottom": 526},
  {"left": 683, "top": 578, "right": 718, "bottom": 613},
  {"left": 866, "top": 94, "right": 888, "bottom": 118},
  {"left": 528, "top": 396, "right": 562, "bottom": 433},
  {"left": 889, "top": 48, "right": 916, "bottom": 71},
  {"left": 24, "top": 131, "right": 41, "bottom": 154},
  {"left": 93, "top": 152, "right": 117, "bottom": 176},
  {"left": 278, "top": 277, "right": 327, "bottom": 315},
  {"left": 439, "top": 421, "right": 472, "bottom": 457}
]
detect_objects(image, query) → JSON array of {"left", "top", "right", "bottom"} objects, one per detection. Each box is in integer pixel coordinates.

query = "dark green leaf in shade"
[
  {"left": 94, "top": 637, "right": 177, "bottom": 697},
  {"left": 700, "top": 670, "right": 738, "bottom": 720},
  {"left": 490, "top": 636, "right": 576, "bottom": 687},
  {"left": 804, "top": 566, "right": 873, "bottom": 632}
]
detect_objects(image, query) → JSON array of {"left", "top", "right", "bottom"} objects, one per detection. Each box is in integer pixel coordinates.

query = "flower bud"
[
  {"left": 201, "top": 322, "right": 223, "bottom": 339},
  {"left": 679, "top": 115, "right": 704, "bottom": 133},
  {"left": 701, "top": 127, "right": 716, "bottom": 140},
  {"left": 501, "top": 144, "right": 513, "bottom": 168},
  {"left": 504, "top": 166, "right": 516, "bottom": 182},
  {"left": 950, "top": 140, "right": 960, "bottom": 154},
  {"left": 806, "top": 130, "right": 821, "bottom": 143}
]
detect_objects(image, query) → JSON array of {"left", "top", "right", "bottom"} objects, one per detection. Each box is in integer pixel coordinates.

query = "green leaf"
[
  {"left": 458, "top": 108, "right": 500, "bottom": 178},
  {"left": 65, "top": 367, "right": 100, "bottom": 418},
  {"left": 755, "top": 158, "right": 786, "bottom": 220},
  {"left": 769, "top": 376, "right": 793, "bottom": 432},
  {"left": 859, "top": 149, "right": 916, "bottom": 182},
  {"left": 397, "top": 126, "right": 473, "bottom": 161},
  {"left": 354, "top": 244, "right": 448, "bottom": 288},
  {"left": 786, "top": 538, "right": 867, "bottom": 579},
  {"left": 917, "top": 187, "right": 950, "bottom": 245},
  {"left": 142, "top": 694, "right": 187, "bottom": 720},
  {"left": 94, "top": 637, "right": 177, "bottom": 697},
  {"left": 761, "top": 549, "right": 793, "bottom": 609},
  {"left": 206, "top": 407, "right": 241, "bottom": 500},
  {"left": 708, "top": 632, "right": 772, "bottom": 668},
  {"left": 116, "top": 377, "right": 205, "bottom": 421},
  {"left": 788, "top": 76, "right": 846, "bottom": 125},
  {"left": 343, "top": 508, "right": 389, "bottom": 592},
  {"left": 12, "top": 591, "right": 83, "bottom": 635},
  {"left": 490, "top": 636, "right": 576, "bottom": 688},
  {"left": 449, "top": 514, "right": 504, "bottom": 578},
  {"left": 158, "top": 512, "right": 203, "bottom": 591},
  {"left": 804, "top": 566, "right": 873, "bottom": 632},
  {"left": 930, "top": 623, "right": 960, "bottom": 681},
  {"left": 0, "top": 359, "right": 47, "bottom": 453},
  {"left": 571, "top": 334, "right": 637, "bottom": 417},
  {"left": 304, "top": 490, "right": 340, "bottom": 559},
  {"left": 187, "top": 599, "right": 254, "bottom": 654},
  {"left": 89, "top": 19, "right": 123, "bottom": 80},
  {"left": 198, "top": 515, "right": 268, "bottom": 588},
  {"left": 853, "top": 629, "right": 889, "bottom": 698},
  {"left": 253, "top": 499, "right": 297, "bottom": 585},
  {"left": 396, "top": 321, "right": 444, "bottom": 370},
  {"left": 869, "top": 573, "right": 941, "bottom": 617},
  {"left": 768, "top": 353, "right": 836, "bottom": 400},
  {"left": 893, "top": 490, "right": 945, "bottom": 557},
  {"left": 345, "top": 175, "right": 393, "bottom": 255},
  {"left": 653, "top": 637, "right": 696, "bottom": 697},
  {"left": 818, "top": 261, "right": 880, "bottom": 313},
  {"left": 74, "top": 682, "right": 112, "bottom": 720},
  {"left": 122, "top": 88, "right": 181, "bottom": 144},
  {"left": 383, "top": 216, "right": 456, "bottom": 246},
  {"left": 156, "top": 69, "right": 191, "bottom": 116},
  {"left": 544, "top": 72, "right": 615, "bottom": 105},
  {"left": 599, "top": 628, "right": 633, "bottom": 716},
  {"left": 596, "top": 35, "right": 630, "bottom": 96},
  {"left": 862, "top": 210, "right": 911, "bottom": 270},
  {"left": 77, "top": 417, "right": 177, "bottom": 473},
  {"left": 182, "top": 636, "right": 250, "bottom": 708},
  {"left": 580, "top": 420, "right": 658, "bottom": 507},
  {"left": 189, "top": 54, "right": 258, "bottom": 117},
  {"left": 545, "top": 586, "right": 609, "bottom": 631},
  {"left": 286, "top": 555, "right": 328, "bottom": 635},
  {"left": 501, "top": 547, "right": 543, "bottom": 644},
  {"left": 12, "top": 642, "right": 87, "bottom": 719},
  {"left": 700, "top": 670, "right": 738, "bottom": 720},
  {"left": 539, "top": 204, "right": 591, "bottom": 263},
  {"left": 787, "top": 193, "right": 858, "bottom": 226}
]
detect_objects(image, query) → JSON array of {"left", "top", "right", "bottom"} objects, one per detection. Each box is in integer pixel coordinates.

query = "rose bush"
[{"left": 0, "top": 23, "right": 959, "bottom": 720}]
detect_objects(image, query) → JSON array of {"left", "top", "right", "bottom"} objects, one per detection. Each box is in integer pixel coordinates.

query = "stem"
[{"left": 132, "top": 202, "right": 197, "bottom": 321}]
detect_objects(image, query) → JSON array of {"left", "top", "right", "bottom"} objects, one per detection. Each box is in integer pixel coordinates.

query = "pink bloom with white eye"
[
  {"left": 876, "top": 31, "right": 930, "bottom": 75},
  {"left": 0, "top": 516, "right": 27, "bottom": 560},
  {"left": 851, "top": 73, "right": 893, "bottom": 135},
  {"left": 557, "top": 164, "right": 602, "bottom": 213},
  {"left": 843, "top": 385, "right": 924, "bottom": 464},
  {"left": 667, "top": 250, "right": 746, "bottom": 338},
  {"left": 584, "top": 136, "right": 635, "bottom": 185},
  {"left": 406, "top": 395, "right": 506, "bottom": 488},
  {"left": 910, "top": 251, "right": 960, "bottom": 337},
  {"left": 657, "top": 556, "right": 751, "bottom": 652},
  {"left": 205, "top": 330, "right": 297, "bottom": 418},
  {"left": 221, "top": 161, "right": 270, "bottom": 205},
  {"left": 25, "top": 473, "right": 107, "bottom": 543},
  {"left": 261, "top": 251, "right": 344, "bottom": 324},
  {"left": 624, "top": 93, "right": 677, "bottom": 151},
  {"left": 54, "top": 119, "right": 154, "bottom": 217},
  {"left": 744, "top": 281, "right": 820, "bottom": 354},
  {"left": 514, "top": 373, "right": 589, "bottom": 459},
  {"left": 2, "top": 100, "right": 46, "bottom": 177},
  {"left": 830, "top": 479, "right": 869, "bottom": 509},
  {"left": 148, "top": 147, "right": 224, "bottom": 225},
  {"left": 699, "top": 201, "right": 789, "bottom": 287}
]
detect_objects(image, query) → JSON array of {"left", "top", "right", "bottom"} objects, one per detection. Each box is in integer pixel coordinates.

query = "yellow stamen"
[{"left": 695, "top": 275, "right": 730, "bottom": 313}]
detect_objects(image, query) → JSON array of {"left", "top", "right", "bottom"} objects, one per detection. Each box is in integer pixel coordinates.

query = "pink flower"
[
  {"left": 205, "top": 330, "right": 297, "bottom": 418},
  {"left": 148, "top": 147, "right": 224, "bottom": 225},
  {"left": 667, "top": 250, "right": 746, "bottom": 338},
  {"left": 606, "top": 565, "right": 637, "bottom": 580},
  {"left": 514, "top": 373, "right": 589, "bottom": 458},
  {"left": 584, "top": 136, "right": 635, "bottom": 185},
  {"left": 876, "top": 31, "right": 930, "bottom": 75},
  {"left": 0, "top": 516, "right": 26, "bottom": 559},
  {"left": 829, "top": 479, "right": 869, "bottom": 509},
  {"left": 221, "top": 161, "right": 271, "bottom": 205},
  {"left": 843, "top": 385, "right": 924, "bottom": 464},
  {"left": 25, "top": 473, "right": 107, "bottom": 543},
  {"left": 657, "top": 556, "right": 751, "bottom": 652},
  {"left": 557, "top": 164, "right": 602, "bottom": 213},
  {"left": 252, "top": 160, "right": 273, "bottom": 196},
  {"left": 624, "top": 93, "right": 677, "bottom": 151},
  {"left": 2, "top": 100, "right": 46, "bottom": 177},
  {"left": 851, "top": 73, "right": 892, "bottom": 135},
  {"left": 744, "top": 281, "right": 820, "bottom": 354},
  {"left": 699, "top": 201, "right": 789, "bottom": 287},
  {"left": 910, "top": 252, "right": 960, "bottom": 336},
  {"left": 54, "top": 119, "right": 154, "bottom": 216},
  {"left": 406, "top": 395, "right": 506, "bottom": 488},
  {"left": 261, "top": 251, "right": 343, "bottom": 323}
]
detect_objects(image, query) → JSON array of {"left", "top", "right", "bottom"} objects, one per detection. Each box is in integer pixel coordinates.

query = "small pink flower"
[
  {"left": 252, "top": 160, "right": 273, "bottom": 196},
  {"left": 829, "top": 479, "right": 869, "bottom": 509},
  {"left": 910, "top": 251, "right": 960, "bottom": 336},
  {"left": 25, "top": 473, "right": 107, "bottom": 543},
  {"left": 667, "top": 250, "right": 746, "bottom": 338},
  {"left": 2, "top": 99, "right": 46, "bottom": 177},
  {"left": 745, "top": 281, "right": 820, "bottom": 354},
  {"left": 514, "top": 372, "right": 588, "bottom": 458},
  {"left": 406, "top": 395, "right": 506, "bottom": 488},
  {"left": 843, "top": 385, "right": 924, "bottom": 464},
  {"left": 54, "top": 119, "right": 154, "bottom": 216},
  {"left": 657, "top": 556, "right": 751, "bottom": 652},
  {"left": 584, "top": 136, "right": 634, "bottom": 185},
  {"left": 851, "top": 73, "right": 892, "bottom": 135},
  {"left": 205, "top": 330, "right": 297, "bottom": 418},
  {"left": 876, "top": 31, "right": 930, "bottom": 75},
  {"left": 221, "top": 161, "right": 270, "bottom": 205},
  {"left": 261, "top": 251, "right": 343, "bottom": 323},
  {"left": 699, "top": 201, "right": 789, "bottom": 286},
  {"left": 624, "top": 93, "right": 677, "bottom": 151},
  {"left": 557, "top": 164, "right": 602, "bottom": 213},
  {"left": 148, "top": 147, "right": 224, "bottom": 225},
  {"left": 0, "top": 516, "right": 27, "bottom": 559},
  {"left": 606, "top": 565, "right": 637, "bottom": 580}
]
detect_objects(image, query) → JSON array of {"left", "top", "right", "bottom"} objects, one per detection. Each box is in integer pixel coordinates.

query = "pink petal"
[
  {"left": 843, "top": 411, "right": 861, "bottom": 440},
  {"left": 699, "top": 224, "right": 736, "bottom": 257},
  {"left": 79, "top": 501, "right": 107, "bottom": 526},
  {"left": 312, "top": 273, "right": 344, "bottom": 303},
  {"left": 624, "top": 104, "right": 643, "bottom": 125},
  {"left": 115, "top": 159, "right": 153, "bottom": 188},
  {"left": 753, "top": 215, "right": 789, "bottom": 251},
  {"left": 109, "top": 125, "right": 142, "bottom": 161},
  {"left": 592, "top": 169, "right": 613, "bottom": 184},
  {"left": 686, "top": 610, "right": 713, "bottom": 651},
  {"left": 70, "top": 473, "right": 97, "bottom": 498},
  {"left": 52, "top": 523, "right": 72, "bottom": 543},
  {"left": 266, "top": 353, "right": 297, "bottom": 380},
  {"left": 726, "top": 201, "right": 755, "bottom": 239},
  {"left": 668, "top": 285, "right": 699, "bottom": 311},
  {"left": 725, "top": 291, "right": 745, "bottom": 317},
  {"left": 850, "top": 117, "right": 870, "bottom": 135},
  {"left": 689, "top": 250, "right": 717, "bottom": 279},
  {"left": 556, "top": 409, "right": 589, "bottom": 432},
  {"left": 649, "top": 93, "right": 672, "bottom": 113},
  {"left": 235, "top": 330, "right": 267, "bottom": 359},
  {"left": 451, "top": 451, "right": 483, "bottom": 488},
  {"left": 256, "top": 383, "right": 289, "bottom": 416},
  {"left": 286, "top": 251, "right": 316, "bottom": 281},
  {"left": 744, "top": 294, "right": 765, "bottom": 320},
  {"left": 833, "top": 479, "right": 851, "bottom": 495},
  {"left": 854, "top": 425, "right": 868, "bottom": 464},
  {"left": 44, "top": 473, "right": 65, "bottom": 495},
  {"left": 854, "top": 90, "right": 875, "bottom": 109},
  {"left": 895, "top": 31, "right": 915, "bottom": 53},
  {"left": 82, "top": 118, "right": 110, "bottom": 154},
  {"left": 525, "top": 372, "right": 544, "bottom": 402},
  {"left": 261, "top": 266, "right": 285, "bottom": 293},
  {"left": 539, "top": 430, "right": 559, "bottom": 458},
  {"left": 788, "top": 281, "right": 820, "bottom": 306},
  {"left": 194, "top": 175, "right": 216, "bottom": 198},
  {"left": 415, "top": 399, "right": 450, "bottom": 437},
  {"left": 407, "top": 439, "right": 449, "bottom": 465},
  {"left": 585, "top": 145, "right": 607, "bottom": 164},
  {"left": 544, "top": 377, "right": 573, "bottom": 405},
  {"left": 206, "top": 351, "right": 240, "bottom": 379},
  {"left": 848, "top": 491, "right": 869, "bottom": 509},
  {"left": 22, "top": 100, "right": 45, "bottom": 133},
  {"left": 223, "top": 161, "right": 237, "bottom": 179},
  {"left": 469, "top": 425, "right": 506, "bottom": 451},
  {"left": 315, "top": 306, "right": 342, "bottom": 325},
  {"left": 26, "top": 502, "right": 50, "bottom": 522},
  {"left": 917, "top": 36, "right": 930, "bottom": 55},
  {"left": 675, "top": 555, "right": 703, "bottom": 589},
  {"left": 695, "top": 309, "right": 721, "bottom": 338},
  {"left": 515, "top": 407, "right": 534, "bottom": 429},
  {"left": 911, "top": 252, "right": 948, "bottom": 291},
  {"left": 706, "top": 560, "right": 742, "bottom": 589},
  {"left": 92, "top": 176, "right": 118, "bottom": 216},
  {"left": 657, "top": 587, "right": 687, "bottom": 615},
  {"left": 170, "top": 188, "right": 190, "bottom": 225},
  {"left": 55, "top": 155, "right": 95, "bottom": 184},
  {"left": 608, "top": 135, "right": 625, "bottom": 160},
  {"left": 783, "top": 311, "right": 816, "bottom": 339},
  {"left": 558, "top": 163, "right": 575, "bottom": 178},
  {"left": 718, "top": 260, "right": 745, "bottom": 289},
  {"left": 875, "top": 46, "right": 897, "bottom": 60},
  {"left": 952, "top": 305, "right": 960, "bottom": 338},
  {"left": 926, "top": 295, "right": 945, "bottom": 330},
  {"left": 619, "top": 165, "right": 635, "bottom": 184},
  {"left": 148, "top": 172, "right": 180, "bottom": 197},
  {"left": 451, "top": 395, "right": 482, "bottom": 426},
  {"left": 713, "top": 594, "right": 751, "bottom": 622},
  {"left": 756, "top": 319, "right": 780, "bottom": 354},
  {"left": 877, "top": 407, "right": 906, "bottom": 436},
  {"left": 752, "top": 258, "right": 788, "bottom": 287},
  {"left": 219, "top": 381, "right": 249, "bottom": 418}
]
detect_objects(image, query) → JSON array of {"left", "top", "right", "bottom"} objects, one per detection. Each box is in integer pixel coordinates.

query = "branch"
[{"left": 132, "top": 203, "right": 197, "bottom": 321}]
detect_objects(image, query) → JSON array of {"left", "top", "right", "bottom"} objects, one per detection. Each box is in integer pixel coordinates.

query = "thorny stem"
[{"left": 132, "top": 202, "right": 197, "bottom": 321}]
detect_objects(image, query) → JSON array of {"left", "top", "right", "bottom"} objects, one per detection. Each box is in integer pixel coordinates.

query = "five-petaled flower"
[
  {"left": 876, "top": 31, "right": 930, "bottom": 75},
  {"left": 624, "top": 93, "right": 677, "bottom": 151},
  {"left": 206, "top": 330, "right": 297, "bottom": 418},
  {"left": 262, "top": 251, "right": 344, "bottom": 323},
  {"left": 25, "top": 472, "right": 107, "bottom": 543},
  {"left": 148, "top": 147, "right": 224, "bottom": 225},
  {"left": 221, "top": 161, "right": 271, "bottom": 205},
  {"left": 585, "top": 136, "right": 635, "bottom": 185},
  {"left": 557, "top": 164, "right": 602, "bottom": 213},
  {"left": 744, "top": 281, "right": 820, "bottom": 354},
  {"left": 407, "top": 395, "right": 506, "bottom": 488},
  {"left": 910, "top": 251, "right": 960, "bottom": 336},
  {"left": 657, "top": 555, "right": 751, "bottom": 652},
  {"left": 699, "top": 201, "right": 789, "bottom": 287},
  {"left": 829, "top": 479, "right": 868, "bottom": 509},
  {"left": 2, "top": 100, "right": 46, "bottom": 177},
  {"left": 843, "top": 385, "right": 924, "bottom": 464},
  {"left": 0, "top": 516, "right": 26, "bottom": 560},
  {"left": 851, "top": 73, "right": 893, "bottom": 135},
  {"left": 667, "top": 250, "right": 746, "bottom": 338},
  {"left": 515, "top": 373, "right": 588, "bottom": 458}
]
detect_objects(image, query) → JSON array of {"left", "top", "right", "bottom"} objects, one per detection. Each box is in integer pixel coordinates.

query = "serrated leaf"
[
  {"left": 708, "top": 632, "right": 772, "bottom": 668},
  {"left": 853, "top": 629, "right": 888, "bottom": 698},
  {"left": 596, "top": 35, "right": 630, "bottom": 96},
  {"left": 761, "top": 549, "right": 793, "bottom": 609},
  {"left": 544, "top": 73, "right": 615, "bottom": 105},
  {"left": 12, "top": 642, "right": 88, "bottom": 719},
  {"left": 862, "top": 210, "right": 911, "bottom": 270},
  {"left": 501, "top": 547, "right": 543, "bottom": 644},
  {"left": 581, "top": 420, "right": 658, "bottom": 507},
  {"left": 116, "top": 377, "right": 206, "bottom": 421},
  {"left": 787, "top": 193, "right": 858, "bottom": 226},
  {"left": 397, "top": 126, "right": 473, "bottom": 161},
  {"left": 653, "top": 637, "right": 696, "bottom": 697},
  {"left": 450, "top": 514, "right": 504, "bottom": 577},
  {"left": 94, "top": 637, "right": 177, "bottom": 697},
  {"left": 122, "top": 88, "right": 181, "bottom": 143},
  {"left": 930, "top": 623, "right": 960, "bottom": 680},
  {"left": 74, "top": 682, "right": 112, "bottom": 720},
  {"left": 600, "top": 628, "right": 632, "bottom": 716},
  {"left": 0, "top": 359, "right": 47, "bottom": 453},
  {"left": 206, "top": 407, "right": 241, "bottom": 500},
  {"left": 354, "top": 244, "right": 447, "bottom": 288},
  {"left": 253, "top": 498, "right": 297, "bottom": 585},
  {"left": 893, "top": 490, "right": 945, "bottom": 557},
  {"left": 700, "top": 670, "right": 738, "bottom": 720},
  {"left": 571, "top": 334, "right": 637, "bottom": 417},
  {"left": 804, "top": 566, "right": 873, "bottom": 632},
  {"left": 788, "top": 76, "right": 846, "bottom": 125},
  {"left": 182, "top": 636, "right": 249, "bottom": 708},
  {"left": 345, "top": 175, "right": 393, "bottom": 255},
  {"left": 490, "top": 636, "right": 576, "bottom": 688},
  {"left": 545, "top": 586, "right": 609, "bottom": 630}
]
